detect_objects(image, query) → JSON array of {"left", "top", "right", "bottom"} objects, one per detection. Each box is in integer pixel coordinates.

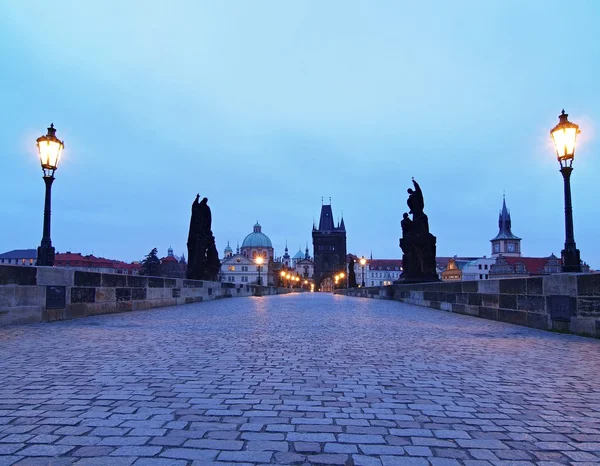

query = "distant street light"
[
  {"left": 255, "top": 256, "right": 264, "bottom": 285},
  {"left": 359, "top": 256, "right": 367, "bottom": 287},
  {"left": 550, "top": 110, "right": 582, "bottom": 273},
  {"left": 36, "top": 124, "right": 64, "bottom": 267}
]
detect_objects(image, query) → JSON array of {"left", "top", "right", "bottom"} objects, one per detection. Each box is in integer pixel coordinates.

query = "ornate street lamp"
[
  {"left": 255, "top": 256, "right": 264, "bottom": 285},
  {"left": 36, "top": 124, "right": 64, "bottom": 266},
  {"left": 550, "top": 110, "right": 582, "bottom": 273},
  {"left": 359, "top": 256, "right": 367, "bottom": 287}
]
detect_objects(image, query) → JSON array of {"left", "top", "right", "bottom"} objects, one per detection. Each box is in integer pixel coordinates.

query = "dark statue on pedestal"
[
  {"left": 398, "top": 179, "right": 439, "bottom": 283},
  {"left": 187, "top": 194, "right": 221, "bottom": 281},
  {"left": 348, "top": 256, "right": 358, "bottom": 288}
]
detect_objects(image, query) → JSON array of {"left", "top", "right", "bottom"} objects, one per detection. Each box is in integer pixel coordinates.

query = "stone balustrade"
[
  {"left": 0, "top": 265, "right": 287, "bottom": 327},
  {"left": 337, "top": 273, "right": 600, "bottom": 338}
]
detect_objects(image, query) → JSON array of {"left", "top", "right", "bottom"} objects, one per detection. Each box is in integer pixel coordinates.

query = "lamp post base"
[
  {"left": 561, "top": 246, "right": 582, "bottom": 273},
  {"left": 37, "top": 244, "right": 55, "bottom": 267}
]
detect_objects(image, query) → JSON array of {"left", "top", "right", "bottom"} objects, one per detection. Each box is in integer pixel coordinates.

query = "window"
[
  {"left": 478, "top": 264, "right": 482, "bottom": 270},
  {"left": 371, "top": 281, "right": 374, "bottom": 286},
  {"left": 484, "top": 264, "right": 488, "bottom": 270},
  {"left": 479, "top": 274, "right": 483, "bottom": 279},
  {"left": 241, "top": 266, "right": 248, "bottom": 272},
  {"left": 0, "top": 259, "right": 3, "bottom": 263},
  {"left": 228, "top": 266, "right": 236, "bottom": 271},
  {"left": 241, "top": 276, "right": 248, "bottom": 282},
  {"left": 29, "top": 259, "right": 34, "bottom": 265}
]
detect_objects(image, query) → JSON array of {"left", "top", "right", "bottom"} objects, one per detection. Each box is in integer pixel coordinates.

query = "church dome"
[
  {"left": 241, "top": 222, "right": 273, "bottom": 248},
  {"left": 293, "top": 249, "right": 304, "bottom": 259},
  {"left": 224, "top": 241, "right": 233, "bottom": 254}
]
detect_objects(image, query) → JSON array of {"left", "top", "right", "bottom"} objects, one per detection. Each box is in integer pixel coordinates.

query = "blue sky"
[{"left": 1, "top": 1, "right": 599, "bottom": 266}]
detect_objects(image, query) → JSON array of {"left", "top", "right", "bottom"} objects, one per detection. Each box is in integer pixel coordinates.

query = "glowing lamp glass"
[
  {"left": 36, "top": 124, "right": 64, "bottom": 175},
  {"left": 550, "top": 110, "right": 580, "bottom": 162}
]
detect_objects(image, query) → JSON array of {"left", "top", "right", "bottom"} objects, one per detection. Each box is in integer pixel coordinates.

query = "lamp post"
[
  {"left": 359, "top": 256, "right": 367, "bottom": 287},
  {"left": 36, "top": 124, "right": 64, "bottom": 267},
  {"left": 255, "top": 256, "right": 264, "bottom": 285},
  {"left": 280, "top": 270, "right": 286, "bottom": 287},
  {"left": 550, "top": 110, "right": 582, "bottom": 273}
]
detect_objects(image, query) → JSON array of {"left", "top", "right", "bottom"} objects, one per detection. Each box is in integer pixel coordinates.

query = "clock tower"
[{"left": 490, "top": 195, "right": 521, "bottom": 257}]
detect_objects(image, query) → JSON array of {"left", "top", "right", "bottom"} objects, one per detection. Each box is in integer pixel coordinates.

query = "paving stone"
[
  {"left": 73, "top": 458, "right": 136, "bottom": 466},
  {"left": 72, "top": 446, "right": 116, "bottom": 456},
  {"left": 16, "top": 445, "right": 75, "bottom": 456},
  {"left": 307, "top": 453, "right": 351, "bottom": 465},
  {"left": 160, "top": 448, "right": 218, "bottom": 461},
  {"left": 246, "top": 440, "right": 289, "bottom": 451},
  {"left": 325, "top": 442, "right": 358, "bottom": 454},
  {"left": 111, "top": 446, "right": 162, "bottom": 456},
  {"left": 183, "top": 439, "right": 243, "bottom": 450},
  {"left": 217, "top": 451, "right": 273, "bottom": 462},
  {"left": 132, "top": 460, "right": 187, "bottom": 466},
  {"left": 381, "top": 457, "right": 429, "bottom": 465},
  {"left": 13, "top": 459, "right": 75, "bottom": 466}
]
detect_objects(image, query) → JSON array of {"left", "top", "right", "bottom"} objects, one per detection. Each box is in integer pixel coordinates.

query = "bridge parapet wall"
[
  {"left": 0, "top": 265, "right": 287, "bottom": 327},
  {"left": 337, "top": 274, "right": 600, "bottom": 338}
]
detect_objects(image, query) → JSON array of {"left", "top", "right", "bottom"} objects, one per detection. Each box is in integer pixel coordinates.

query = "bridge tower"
[{"left": 312, "top": 200, "right": 347, "bottom": 291}]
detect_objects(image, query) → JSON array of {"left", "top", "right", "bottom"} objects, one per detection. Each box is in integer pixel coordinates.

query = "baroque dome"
[{"left": 241, "top": 222, "right": 273, "bottom": 249}]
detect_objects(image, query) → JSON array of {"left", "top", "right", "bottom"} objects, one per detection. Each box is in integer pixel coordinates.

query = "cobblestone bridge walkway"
[{"left": 1, "top": 294, "right": 599, "bottom": 466}]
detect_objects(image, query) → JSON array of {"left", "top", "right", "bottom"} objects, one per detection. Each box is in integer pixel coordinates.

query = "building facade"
[
  {"left": 461, "top": 257, "right": 497, "bottom": 281},
  {"left": 0, "top": 249, "right": 37, "bottom": 266},
  {"left": 220, "top": 254, "right": 263, "bottom": 285},
  {"left": 312, "top": 203, "right": 346, "bottom": 291}
]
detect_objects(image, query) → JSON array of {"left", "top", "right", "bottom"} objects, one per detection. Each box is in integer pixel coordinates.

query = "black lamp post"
[
  {"left": 255, "top": 256, "right": 264, "bottom": 285},
  {"left": 360, "top": 256, "right": 367, "bottom": 287},
  {"left": 550, "top": 110, "right": 582, "bottom": 273},
  {"left": 36, "top": 124, "right": 64, "bottom": 267}
]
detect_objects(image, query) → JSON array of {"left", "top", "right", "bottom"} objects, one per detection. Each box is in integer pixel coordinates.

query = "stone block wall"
[
  {"left": 0, "top": 265, "right": 287, "bottom": 327},
  {"left": 338, "top": 274, "right": 600, "bottom": 338}
]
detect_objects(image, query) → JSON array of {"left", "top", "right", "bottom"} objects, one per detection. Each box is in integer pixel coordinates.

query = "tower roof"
[
  {"left": 491, "top": 195, "right": 521, "bottom": 241},
  {"left": 318, "top": 204, "right": 335, "bottom": 231}
]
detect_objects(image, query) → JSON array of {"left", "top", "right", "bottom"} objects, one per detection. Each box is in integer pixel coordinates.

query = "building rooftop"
[{"left": 0, "top": 249, "right": 37, "bottom": 259}]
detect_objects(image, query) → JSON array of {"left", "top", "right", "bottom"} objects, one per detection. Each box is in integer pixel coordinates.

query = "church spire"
[{"left": 491, "top": 193, "right": 521, "bottom": 256}]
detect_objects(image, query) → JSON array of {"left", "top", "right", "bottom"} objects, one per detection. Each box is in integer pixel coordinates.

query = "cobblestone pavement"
[{"left": 1, "top": 293, "right": 600, "bottom": 466}]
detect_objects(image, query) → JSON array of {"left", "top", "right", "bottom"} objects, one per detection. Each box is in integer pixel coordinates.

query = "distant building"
[
  {"left": 0, "top": 249, "right": 37, "bottom": 266},
  {"left": 160, "top": 246, "right": 186, "bottom": 278},
  {"left": 223, "top": 241, "right": 233, "bottom": 258},
  {"left": 490, "top": 254, "right": 562, "bottom": 278},
  {"left": 461, "top": 257, "right": 497, "bottom": 281},
  {"left": 239, "top": 222, "right": 275, "bottom": 285},
  {"left": 55, "top": 252, "right": 141, "bottom": 275},
  {"left": 313, "top": 202, "right": 346, "bottom": 291},
  {"left": 441, "top": 257, "right": 470, "bottom": 281},
  {"left": 220, "top": 253, "right": 263, "bottom": 285},
  {"left": 491, "top": 195, "right": 522, "bottom": 257},
  {"left": 295, "top": 244, "right": 314, "bottom": 280}
]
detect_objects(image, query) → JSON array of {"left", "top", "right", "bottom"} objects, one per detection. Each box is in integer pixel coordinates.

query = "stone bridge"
[{"left": 1, "top": 293, "right": 599, "bottom": 465}]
